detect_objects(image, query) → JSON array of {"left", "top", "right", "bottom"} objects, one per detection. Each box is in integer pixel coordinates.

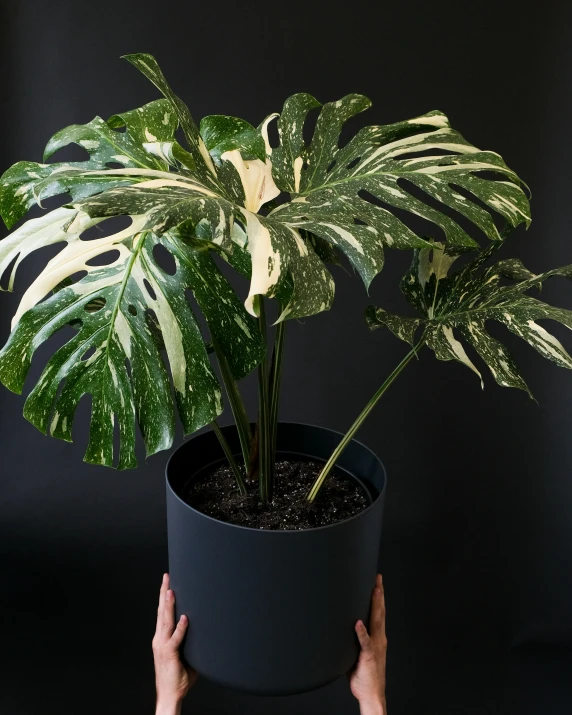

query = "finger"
[
  {"left": 370, "top": 588, "right": 383, "bottom": 636},
  {"left": 371, "top": 575, "right": 386, "bottom": 636},
  {"left": 155, "top": 573, "right": 169, "bottom": 636},
  {"left": 355, "top": 619, "right": 373, "bottom": 653},
  {"left": 379, "top": 575, "right": 386, "bottom": 636},
  {"left": 170, "top": 614, "right": 189, "bottom": 648},
  {"left": 161, "top": 588, "right": 176, "bottom": 635}
]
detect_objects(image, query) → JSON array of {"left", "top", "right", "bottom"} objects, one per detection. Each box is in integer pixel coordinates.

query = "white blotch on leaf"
[
  {"left": 220, "top": 150, "right": 280, "bottom": 213},
  {"left": 321, "top": 223, "right": 364, "bottom": 255},
  {"left": 79, "top": 140, "right": 100, "bottom": 150}
]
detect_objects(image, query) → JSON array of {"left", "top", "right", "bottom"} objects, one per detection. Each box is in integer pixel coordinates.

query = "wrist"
[
  {"left": 155, "top": 697, "right": 183, "bottom": 715},
  {"left": 358, "top": 697, "right": 385, "bottom": 715}
]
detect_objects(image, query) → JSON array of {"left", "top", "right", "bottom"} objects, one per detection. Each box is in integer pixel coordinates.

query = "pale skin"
[
  {"left": 153, "top": 574, "right": 197, "bottom": 715},
  {"left": 153, "top": 572, "right": 387, "bottom": 715},
  {"left": 349, "top": 573, "right": 388, "bottom": 715}
]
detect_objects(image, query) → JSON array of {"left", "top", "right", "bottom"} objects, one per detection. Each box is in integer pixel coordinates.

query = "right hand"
[
  {"left": 152, "top": 573, "right": 198, "bottom": 714},
  {"left": 349, "top": 573, "right": 388, "bottom": 714}
]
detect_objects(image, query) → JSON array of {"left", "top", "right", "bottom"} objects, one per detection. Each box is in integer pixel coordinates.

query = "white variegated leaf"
[
  {"left": 367, "top": 242, "right": 572, "bottom": 396},
  {"left": 269, "top": 94, "right": 531, "bottom": 290},
  {"left": 0, "top": 206, "right": 265, "bottom": 468}
]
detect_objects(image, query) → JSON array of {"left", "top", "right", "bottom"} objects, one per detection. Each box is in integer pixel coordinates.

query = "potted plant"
[{"left": 1, "top": 53, "right": 570, "bottom": 695}]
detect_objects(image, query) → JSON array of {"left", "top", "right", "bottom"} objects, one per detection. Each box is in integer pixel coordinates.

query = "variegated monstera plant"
[{"left": 1, "top": 53, "right": 571, "bottom": 505}]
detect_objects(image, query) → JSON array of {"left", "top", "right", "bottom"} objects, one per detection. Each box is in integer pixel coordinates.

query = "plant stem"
[
  {"left": 212, "top": 336, "right": 252, "bottom": 470},
  {"left": 211, "top": 421, "right": 247, "bottom": 496},
  {"left": 306, "top": 339, "right": 425, "bottom": 503},
  {"left": 257, "top": 299, "right": 272, "bottom": 504},
  {"left": 268, "top": 318, "right": 286, "bottom": 477}
]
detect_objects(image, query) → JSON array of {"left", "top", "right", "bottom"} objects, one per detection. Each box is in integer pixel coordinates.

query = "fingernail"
[
  {"left": 356, "top": 620, "right": 363, "bottom": 629},
  {"left": 162, "top": 573, "right": 167, "bottom": 583}
]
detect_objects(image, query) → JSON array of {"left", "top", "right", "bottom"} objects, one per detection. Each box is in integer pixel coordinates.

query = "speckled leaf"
[
  {"left": 69, "top": 177, "right": 237, "bottom": 244},
  {"left": 227, "top": 209, "right": 335, "bottom": 320},
  {"left": 121, "top": 53, "right": 219, "bottom": 190},
  {"left": 2, "top": 116, "right": 333, "bottom": 330},
  {"left": 0, "top": 53, "right": 333, "bottom": 322},
  {"left": 0, "top": 211, "right": 233, "bottom": 467},
  {"left": 0, "top": 98, "right": 181, "bottom": 229},
  {"left": 269, "top": 96, "right": 531, "bottom": 290},
  {"left": 365, "top": 306, "right": 421, "bottom": 346},
  {"left": 200, "top": 115, "right": 266, "bottom": 162},
  {"left": 166, "top": 231, "right": 265, "bottom": 379},
  {"left": 60, "top": 170, "right": 332, "bottom": 320},
  {"left": 45, "top": 99, "right": 179, "bottom": 169},
  {"left": 367, "top": 242, "right": 572, "bottom": 396}
]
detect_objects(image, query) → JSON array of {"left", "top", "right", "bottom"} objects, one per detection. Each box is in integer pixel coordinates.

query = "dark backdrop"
[{"left": 1, "top": 2, "right": 571, "bottom": 714}]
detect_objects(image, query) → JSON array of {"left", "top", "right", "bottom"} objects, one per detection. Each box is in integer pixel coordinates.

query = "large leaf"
[
  {"left": 0, "top": 207, "right": 265, "bottom": 468},
  {"left": 0, "top": 98, "right": 186, "bottom": 230},
  {"left": 366, "top": 242, "right": 572, "bottom": 396},
  {"left": 269, "top": 94, "right": 531, "bottom": 289}
]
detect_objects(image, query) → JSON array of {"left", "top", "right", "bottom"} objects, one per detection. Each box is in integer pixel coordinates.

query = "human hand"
[
  {"left": 349, "top": 574, "right": 387, "bottom": 715},
  {"left": 153, "top": 573, "right": 198, "bottom": 715}
]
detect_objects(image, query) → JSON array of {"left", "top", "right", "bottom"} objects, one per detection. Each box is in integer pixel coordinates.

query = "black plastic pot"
[{"left": 165, "top": 422, "right": 386, "bottom": 696}]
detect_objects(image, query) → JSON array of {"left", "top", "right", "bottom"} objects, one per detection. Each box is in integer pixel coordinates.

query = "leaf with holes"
[
  {"left": 269, "top": 94, "right": 531, "bottom": 290},
  {"left": 366, "top": 242, "right": 572, "bottom": 396},
  {"left": 0, "top": 206, "right": 266, "bottom": 468},
  {"left": 0, "top": 98, "right": 183, "bottom": 230}
]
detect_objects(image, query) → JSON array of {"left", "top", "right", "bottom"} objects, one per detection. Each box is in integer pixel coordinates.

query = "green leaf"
[
  {"left": 200, "top": 115, "right": 267, "bottom": 162},
  {"left": 367, "top": 242, "right": 572, "bottom": 396},
  {"left": 166, "top": 230, "right": 266, "bottom": 379},
  {"left": 271, "top": 92, "right": 322, "bottom": 192},
  {"left": 45, "top": 99, "right": 179, "bottom": 169},
  {"left": 121, "top": 53, "right": 219, "bottom": 189},
  {"left": 269, "top": 98, "right": 531, "bottom": 291},
  {"left": 0, "top": 205, "right": 267, "bottom": 467},
  {"left": 1, "top": 89, "right": 334, "bottom": 324},
  {"left": 365, "top": 306, "right": 420, "bottom": 346},
  {"left": 0, "top": 99, "right": 180, "bottom": 229}
]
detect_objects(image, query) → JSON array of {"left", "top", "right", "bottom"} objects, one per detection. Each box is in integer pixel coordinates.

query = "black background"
[{"left": 1, "top": 2, "right": 572, "bottom": 713}]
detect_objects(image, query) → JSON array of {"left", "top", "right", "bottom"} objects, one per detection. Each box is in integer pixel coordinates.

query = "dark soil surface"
[{"left": 182, "top": 459, "right": 369, "bottom": 530}]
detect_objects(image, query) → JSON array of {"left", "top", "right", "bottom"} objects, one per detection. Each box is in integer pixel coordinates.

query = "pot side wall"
[{"left": 166, "top": 422, "right": 386, "bottom": 695}]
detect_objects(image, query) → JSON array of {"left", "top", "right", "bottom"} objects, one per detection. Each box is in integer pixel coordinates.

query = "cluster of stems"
[{"left": 211, "top": 296, "right": 424, "bottom": 505}]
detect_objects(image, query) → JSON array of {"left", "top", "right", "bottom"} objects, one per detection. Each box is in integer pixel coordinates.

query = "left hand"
[{"left": 153, "top": 573, "right": 198, "bottom": 714}]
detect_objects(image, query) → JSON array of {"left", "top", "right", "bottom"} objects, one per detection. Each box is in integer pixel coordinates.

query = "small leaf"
[
  {"left": 121, "top": 53, "right": 219, "bottom": 188},
  {"left": 369, "top": 243, "right": 572, "bottom": 397},
  {"left": 365, "top": 306, "right": 420, "bottom": 346}
]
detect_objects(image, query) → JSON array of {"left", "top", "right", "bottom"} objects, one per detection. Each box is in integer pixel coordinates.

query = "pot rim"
[{"left": 165, "top": 421, "right": 387, "bottom": 535}]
